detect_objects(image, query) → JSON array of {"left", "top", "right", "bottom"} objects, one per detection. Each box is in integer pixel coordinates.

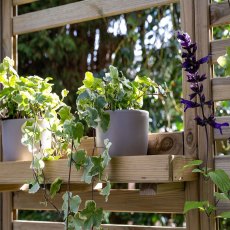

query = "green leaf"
[
  {"left": 72, "top": 150, "right": 87, "bottom": 170},
  {"left": 80, "top": 200, "right": 103, "bottom": 229},
  {"left": 68, "top": 213, "right": 85, "bottom": 230},
  {"left": 62, "top": 192, "right": 81, "bottom": 220},
  {"left": 58, "top": 106, "right": 73, "bottom": 122},
  {"left": 183, "top": 160, "right": 203, "bottom": 169},
  {"left": 83, "top": 72, "right": 94, "bottom": 88},
  {"left": 50, "top": 178, "right": 62, "bottom": 199},
  {"left": 100, "top": 181, "right": 111, "bottom": 202},
  {"left": 82, "top": 157, "right": 94, "bottom": 184},
  {"left": 61, "top": 89, "right": 69, "bottom": 99},
  {"left": 109, "top": 65, "right": 119, "bottom": 80},
  {"left": 208, "top": 169, "right": 230, "bottom": 196},
  {"left": 29, "top": 182, "right": 40, "bottom": 194},
  {"left": 192, "top": 168, "right": 204, "bottom": 173},
  {"left": 184, "top": 201, "right": 208, "bottom": 213},
  {"left": 218, "top": 212, "right": 230, "bottom": 219},
  {"left": 100, "top": 112, "right": 110, "bottom": 132}
]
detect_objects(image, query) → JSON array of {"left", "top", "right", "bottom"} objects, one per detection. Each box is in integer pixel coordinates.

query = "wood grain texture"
[
  {"left": 211, "top": 38, "right": 230, "bottom": 64},
  {"left": 13, "top": 221, "right": 186, "bottom": 230},
  {"left": 212, "top": 77, "right": 230, "bottom": 101},
  {"left": 0, "top": 155, "right": 196, "bottom": 186},
  {"left": 216, "top": 199, "right": 230, "bottom": 215},
  {"left": 13, "top": 0, "right": 37, "bottom": 6},
  {"left": 215, "top": 155, "right": 230, "bottom": 175},
  {"left": 13, "top": 0, "right": 179, "bottom": 35},
  {"left": 139, "top": 183, "right": 184, "bottom": 196},
  {"left": 180, "top": 0, "right": 200, "bottom": 229},
  {"left": 0, "top": 41, "right": 2, "bottom": 230},
  {"left": 79, "top": 132, "right": 184, "bottom": 156},
  {"left": 1, "top": 1, "right": 16, "bottom": 230},
  {"left": 214, "top": 116, "right": 230, "bottom": 140},
  {"left": 14, "top": 221, "right": 186, "bottom": 230},
  {"left": 147, "top": 132, "right": 183, "bottom": 155},
  {"left": 13, "top": 189, "right": 185, "bottom": 213},
  {"left": 210, "top": 1, "right": 230, "bottom": 27},
  {"left": 2, "top": 0, "right": 13, "bottom": 59},
  {"left": 195, "top": 0, "right": 215, "bottom": 229}
]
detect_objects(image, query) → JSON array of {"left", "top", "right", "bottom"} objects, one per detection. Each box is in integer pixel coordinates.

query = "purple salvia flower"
[
  {"left": 181, "top": 98, "right": 200, "bottom": 112},
  {"left": 207, "top": 115, "right": 229, "bottom": 134},
  {"left": 194, "top": 116, "right": 206, "bottom": 127}
]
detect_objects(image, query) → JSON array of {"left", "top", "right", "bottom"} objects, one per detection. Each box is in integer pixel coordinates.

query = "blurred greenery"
[{"left": 18, "top": 0, "right": 182, "bottom": 133}]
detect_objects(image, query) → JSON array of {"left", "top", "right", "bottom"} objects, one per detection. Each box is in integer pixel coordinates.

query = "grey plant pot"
[
  {"left": 1, "top": 119, "right": 51, "bottom": 161},
  {"left": 96, "top": 110, "right": 149, "bottom": 157}
]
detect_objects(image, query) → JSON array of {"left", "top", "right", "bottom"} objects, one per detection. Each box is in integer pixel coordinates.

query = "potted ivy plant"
[
  {"left": 0, "top": 57, "right": 65, "bottom": 161},
  {"left": 76, "top": 65, "right": 165, "bottom": 156}
]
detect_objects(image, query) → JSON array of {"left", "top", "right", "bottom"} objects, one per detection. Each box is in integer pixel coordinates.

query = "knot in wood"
[
  {"left": 160, "top": 137, "right": 173, "bottom": 151},
  {"left": 186, "top": 132, "right": 193, "bottom": 145}
]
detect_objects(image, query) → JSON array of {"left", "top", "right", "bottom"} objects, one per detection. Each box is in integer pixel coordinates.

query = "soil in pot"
[
  {"left": 2, "top": 119, "right": 51, "bottom": 161},
  {"left": 96, "top": 110, "right": 149, "bottom": 157}
]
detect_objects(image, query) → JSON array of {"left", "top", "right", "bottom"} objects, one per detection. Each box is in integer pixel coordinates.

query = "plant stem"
[{"left": 66, "top": 139, "right": 74, "bottom": 230}]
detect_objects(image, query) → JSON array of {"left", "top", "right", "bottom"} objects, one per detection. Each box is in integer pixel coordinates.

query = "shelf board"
[
  {"left": 14, "top": 189, "right": 185, "bottom": 213},
  {"left": 0, "top": 155, "right": 196, "bottom": 188}
]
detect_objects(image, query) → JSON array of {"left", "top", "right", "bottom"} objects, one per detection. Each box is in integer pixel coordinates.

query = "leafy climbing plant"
[
  {"left": 0, "top": 57, "right": 111, "bottom": 229},
  {"left": 77, "top": 65, "right": 166, "bottom": 132}
]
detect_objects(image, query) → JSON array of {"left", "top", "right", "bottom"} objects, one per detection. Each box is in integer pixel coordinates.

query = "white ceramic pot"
[
  {"left": 1, "top": 119, "right": 51, "bottom": 161},
  {"left": 96, "top": 110, "right": 149, "bottom": 157}
]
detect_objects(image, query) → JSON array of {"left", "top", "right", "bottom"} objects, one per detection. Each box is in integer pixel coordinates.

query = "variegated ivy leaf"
[
  {"left": 62, "top": 192, "right": 81, "bottom": 220},
  {"left": 50, "top": 178, "right": 62, "bottom": 199},
  {"left": 80, "top": 200, "right": 103, "bottom": 229},
  {"left": 100, "top": 181, "right": 111, "bottom": 202},
  {"left": 29, "top": 182, "right": 40, "bottom": 194}
]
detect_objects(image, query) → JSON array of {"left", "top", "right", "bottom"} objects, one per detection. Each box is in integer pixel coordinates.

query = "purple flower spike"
[
  {"left": 194, "top": 116, "right": 206, "bottom": 127},
  {"left": 181, "top": 98, "right": 200, "bottom": 112},
  {"left": 198, "top": 55, "right": 210, "bottom": 64},
  {"left": 207, "top": 115, "right": 229, "bottom": 134},
  {"left": 177, "top": 31, "right": 191, "bottom": 47}
]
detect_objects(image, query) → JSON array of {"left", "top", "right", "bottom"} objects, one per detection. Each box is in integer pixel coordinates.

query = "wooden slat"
[
  {"left": 13, "top": 221, "right": 186, "bottom": 230},
  {"left": 215, "top": 155, "right": 230, "bottom": 175},
  {"left": 1, "top": 1, "right": 16, "bottom": 230},
  {"left": 0, "top": 155, "right": 196, "bottom": 186},
  {"left": 147, "top": 132, "right": 183, "bottom": 155},
  {"left": 13, "top": 0, "right": 37, "bottom": 6},
  {"left": 216, "top": 199, "right": 230, "bottom": 215},
  {"left": 195, "top": 0, "right": 215, "bottom": 229},
  {"left": 79, "top": 132, "right": 184, "bottom": 156},
  {"left": 214, "top": 116, "right": 230, "bottom": 140},
  {"left": 13, "top": 189, "right": 185, "bottom": 213},
  {"left": 211, "top": 38, "right": 230, "bottom": 64},
  {"left": 212, "top": 77, "right": 230, "bottom": 101},
  {"left": 140, "top": 183, "right": 184, "bottom": 196},
  {"left": 180, "top": 0, "right": 200, "bottom": 229},
  {"left": 13, "top": 0, "right": 179, "bottom": 35},
  {"left": 210, "top": 1, "right": 230, "bottom": 27},
  {"left": 103, "top": 225, "right": 185, "bottom": 230}
]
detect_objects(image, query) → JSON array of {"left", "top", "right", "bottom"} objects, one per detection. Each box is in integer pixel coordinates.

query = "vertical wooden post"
[
  {"left": 194, "top": 0, "right": 215, "bottom": 230},
  {"left": 180, "top": 0, "right": 200, "bottom": 229},
  {"left": 0, "top": 0, "right": 2, "bottom": 227},
  {"left": 1, "top": 0, "right": 17, "bottom": 230}
]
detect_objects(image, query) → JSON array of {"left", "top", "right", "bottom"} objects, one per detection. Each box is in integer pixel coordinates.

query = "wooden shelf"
[{"left": 0, "top": 155, "right": 196, "bottom": 190}]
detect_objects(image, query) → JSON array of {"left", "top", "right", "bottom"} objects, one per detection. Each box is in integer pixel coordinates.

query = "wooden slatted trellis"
[{"left": 0, "top": 0, "right": 230, "bottom": 230}]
